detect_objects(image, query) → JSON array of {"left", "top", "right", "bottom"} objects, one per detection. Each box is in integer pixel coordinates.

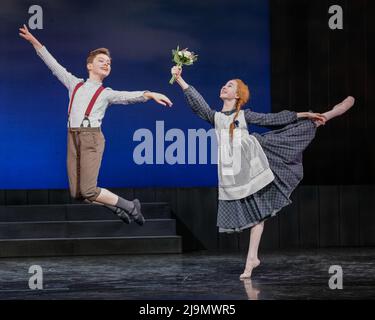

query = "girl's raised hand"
[{"left": 171, "top": 66, "right": 182, "bottom": 79}]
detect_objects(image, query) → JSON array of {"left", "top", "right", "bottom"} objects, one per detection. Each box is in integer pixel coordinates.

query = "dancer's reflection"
[{"left": 242, "top": 279, "right": 260, "bottom": 300}]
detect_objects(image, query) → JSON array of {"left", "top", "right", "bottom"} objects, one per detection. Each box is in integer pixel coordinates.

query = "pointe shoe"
[{"left": 240, "top": 259, "right": 260, "bottom": 280}]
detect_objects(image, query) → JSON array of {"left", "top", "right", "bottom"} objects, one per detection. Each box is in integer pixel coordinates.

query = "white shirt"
[{"left": 36, "top": 46, "right": 148, "bottom": 128}]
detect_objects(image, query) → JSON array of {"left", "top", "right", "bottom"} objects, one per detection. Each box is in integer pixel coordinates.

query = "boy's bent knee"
[{"left": 80, "top": 187, "right": 101, "bottom": 202}]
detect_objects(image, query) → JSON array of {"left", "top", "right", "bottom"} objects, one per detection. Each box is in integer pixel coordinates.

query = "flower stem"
[
  {"left": 169, "top": 63, "right": 182, "bottom": 85},
  {"left": 169, "top": 75, "right": 176, "bottom": 85}
]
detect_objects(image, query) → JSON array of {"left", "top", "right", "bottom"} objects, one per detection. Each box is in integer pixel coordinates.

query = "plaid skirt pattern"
[{"left": 217, "top": 118, "right": 317, "bottom": 233}]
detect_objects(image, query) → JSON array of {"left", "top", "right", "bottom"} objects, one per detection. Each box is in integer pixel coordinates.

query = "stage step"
[
  {"left": 0, "top": 236, "right": 182, "bottom": 257},
  {"left": 0, "top": 203, "right": 171, "bottom": 222},
  {"left": 0, "top": 202, "right": 182, "bottom": 257},
  {"left": 0, "top": 219, "right": 176, "bottom": 239}
]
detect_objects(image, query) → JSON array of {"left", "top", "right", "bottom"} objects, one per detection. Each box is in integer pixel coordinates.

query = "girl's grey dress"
[{"left": 184, "top": 86, "right": 317, "bottom": 233}]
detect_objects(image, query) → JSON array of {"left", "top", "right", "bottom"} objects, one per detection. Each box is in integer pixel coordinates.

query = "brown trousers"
[{"left": 67, "top": 127, "right": 105, "bottom": 201}]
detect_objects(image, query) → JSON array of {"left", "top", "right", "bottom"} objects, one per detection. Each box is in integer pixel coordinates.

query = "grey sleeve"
[
  {"left": 244, "top": 109, "right": 298, "bottom": 126},
  {"left": 183, "top": 86, "right": 215, "bottom": 126},
  {"left": 36, "top": 46, "right": 83, "bottom": 92},
  {"left": 106, "top": 89, "right": 148, "bottom": 105}
]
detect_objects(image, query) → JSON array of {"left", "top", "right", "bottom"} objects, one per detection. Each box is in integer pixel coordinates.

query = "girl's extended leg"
[
  {"left": 314, "top": 96, "right": 355, "bottom": 127},
  {"left": 240, "top": 221, "right": 264, "bottom": 280}
]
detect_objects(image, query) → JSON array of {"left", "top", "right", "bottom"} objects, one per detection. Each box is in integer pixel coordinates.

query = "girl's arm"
[
  {"left": 172, "top": 66, "right": 215, "bottom": 126},
  {"left": 244, "top": 109, "right": 298, "bottom": 126},
  {"left": 244, "top": 110, "right": 326, "bottom": 126}
]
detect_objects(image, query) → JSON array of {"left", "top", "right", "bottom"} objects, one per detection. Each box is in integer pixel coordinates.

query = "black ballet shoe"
[
  {"left": 113, "top": 207, "right": 131, "bottom": 224},
  {"left": 129, "top": 199, "right": 145, "bottom": 226},
  {"left": 102, "top": 204, "right": 132, "bottom": 224}
]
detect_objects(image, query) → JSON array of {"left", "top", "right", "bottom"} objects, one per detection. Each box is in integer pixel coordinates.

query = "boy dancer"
[{"left": 19, "top": 25, "right": 173, "bottom": 225}]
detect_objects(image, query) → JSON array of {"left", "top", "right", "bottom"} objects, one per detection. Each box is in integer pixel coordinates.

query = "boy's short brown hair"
[{"left": 86, "top": 48, "right": 111, "bottom": 65}]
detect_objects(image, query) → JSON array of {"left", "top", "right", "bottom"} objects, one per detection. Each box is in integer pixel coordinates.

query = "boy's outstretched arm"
[
  {"left": 106, "top": 90, "right": 172, "bottom": 107},
  {"left": 143, "top": 91, "right": 172, "bottom": 107},
  {"left": 19, "top": 24, "right": 82, "bottom": 91},
  {"left": 19, "top": 24, "right": 43, "bottom": 50}
]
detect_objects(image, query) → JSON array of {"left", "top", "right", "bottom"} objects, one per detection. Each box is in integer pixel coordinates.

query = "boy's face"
[{"left": 87, "top": 53, "right": 111, "bottom": 79}]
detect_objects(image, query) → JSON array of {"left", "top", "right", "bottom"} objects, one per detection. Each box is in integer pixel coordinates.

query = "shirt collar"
[
  {"left": 86, "top": 78, "right": 103, "bottom": 86},
  {"left": 222, "top": 109, "right": 236, "bottom": 115}
]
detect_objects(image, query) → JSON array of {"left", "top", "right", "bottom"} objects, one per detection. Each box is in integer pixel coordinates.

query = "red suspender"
[
  {"left": 67, "top": 82, "right": 105, "bottom": 127},
  {"left": 68, "top": 82, "right": 84, "bottom": 116},
  {"left": 84, "top": 86, "right": 105, "bottom": 118}
]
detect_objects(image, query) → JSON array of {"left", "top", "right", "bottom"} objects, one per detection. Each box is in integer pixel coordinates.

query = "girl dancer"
[{"left": 171, "top": 66, "right": 354, "bottom": 279}]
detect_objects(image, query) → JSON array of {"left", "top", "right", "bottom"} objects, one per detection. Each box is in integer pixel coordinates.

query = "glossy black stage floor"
[{"left": 0, "top": 248, "right": 374, "bottom": 300}]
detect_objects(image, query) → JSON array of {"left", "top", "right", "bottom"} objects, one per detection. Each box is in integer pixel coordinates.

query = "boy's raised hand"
[
  {"left": 19, "top": 24, "right": 43, "bottom": 49},
  {"left": 19, "top": 24, "right": 34, "bottom": 42}
]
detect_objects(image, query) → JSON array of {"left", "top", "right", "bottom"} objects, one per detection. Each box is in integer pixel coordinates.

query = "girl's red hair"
[{"left": 229, "top": 79, "right": 250, "bottom": 138}]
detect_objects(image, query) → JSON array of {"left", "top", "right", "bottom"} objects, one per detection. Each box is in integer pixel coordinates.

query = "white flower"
[
  {"left": 170, "top": 46, "right": 198, "bottom": 84},
  {"left": 183, "top": 51, "right": 192, "bottom": 58}
]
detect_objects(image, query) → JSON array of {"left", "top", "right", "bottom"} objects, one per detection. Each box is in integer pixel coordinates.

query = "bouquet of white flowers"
[{"left": 169, "top": 46, "right": 198, "bottom": 84}]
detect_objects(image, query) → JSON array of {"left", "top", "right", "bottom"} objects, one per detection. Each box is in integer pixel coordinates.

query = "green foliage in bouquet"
[{"left": 169, "top": 46, "right": 198, "bottom": 84}]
